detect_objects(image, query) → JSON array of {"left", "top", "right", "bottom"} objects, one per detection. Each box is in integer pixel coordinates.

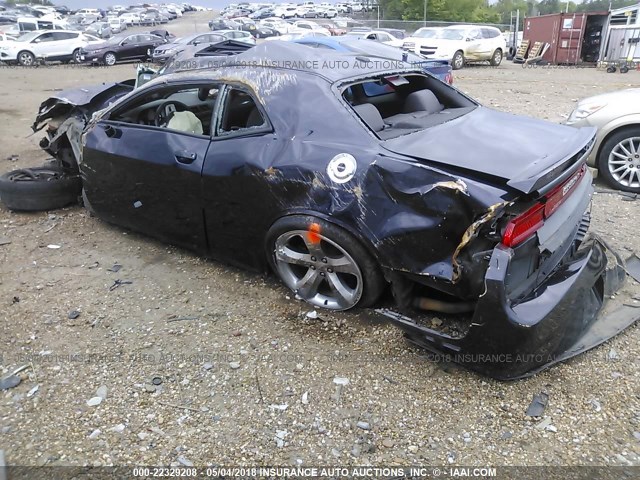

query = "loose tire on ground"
[{"left": 0, "top": 166, "right": 82, "bottom": 212}]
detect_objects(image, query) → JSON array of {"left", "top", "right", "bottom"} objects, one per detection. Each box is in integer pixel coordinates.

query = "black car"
[
  {"left": 79, "top": 32, "right": 166, "bottom": 66},
  {"left": 239, "top": 23, "right": 279, "bottom": 39},
  {"left": 208, "top": 17, "right": 239, "bottom": 31},
  {"left": 26, "top": 43, "right": 637, "bottom": 380}
]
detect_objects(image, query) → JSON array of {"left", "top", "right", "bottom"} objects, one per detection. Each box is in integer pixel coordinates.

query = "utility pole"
[{"left": 423, "top": 0, "right": 428, "bottom": 27}]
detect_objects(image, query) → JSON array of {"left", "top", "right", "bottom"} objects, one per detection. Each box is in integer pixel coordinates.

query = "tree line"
[{"left": 377, "top": 0, "right": 639, "bottom": 25}]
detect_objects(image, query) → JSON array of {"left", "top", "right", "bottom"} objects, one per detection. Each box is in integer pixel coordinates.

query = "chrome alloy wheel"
[
  {"left": 273, "top": 229, "right": 363, "bottom": 310},
  {"left": 608, "top": 136, "right": 640, "bottom": 189}
]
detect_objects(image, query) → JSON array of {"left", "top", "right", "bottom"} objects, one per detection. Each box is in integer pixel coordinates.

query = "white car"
[
  {"left": 402, "top": 25, "right": 506, "bottom": 70},
  {"left": 108, "top": 17, "right": 127, "bottom": 34},
  {"left": 214, "top": 29, "right": 256, "bottom": 45},
  {"left": 273, "top": 6, "right": 297, "bottom": 18},
  {"left": 260, "top": 18, "right": 292, "bottom": 35},
  {"left": 0, "top": 30, "right": 101, "bottom": 66},
  {"left": 345, "top": 30, "right": 403, "bottom": 48},
  {"left": 120, "top": 13, "right": 142, "bottom": 26},
  {"left": 323, "top": 8, "right": 338, "bottom": 18},
  {"left": 290, "top": 21, "right": 331, "bottom": 37},
  {"left": 0, "top": 33, "right": 14, "bottom": 48}
]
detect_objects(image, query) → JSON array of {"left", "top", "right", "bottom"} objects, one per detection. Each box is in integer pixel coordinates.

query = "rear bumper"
[{"left": 378, "top": 235, "right": 637, "bottom": 380}]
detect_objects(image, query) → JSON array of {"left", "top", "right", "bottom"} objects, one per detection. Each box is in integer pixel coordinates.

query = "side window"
[
  {"left": 123, "top": 35, "right": 138, "bottom": 44},
  {"left": 109, "top": 84, "right": 220, "bottom": 137},
  {"left": 299, "top": 23, "right": 311, "bottom": 29},
  {"left": 468, "top": 29, "right": 481, "bottom": 40},
  {"left": 378, "top": 33, "right": 390, "bottom": 42},
  {"left": 34, "top": 32, "right": 55, "bottom": 43},
  {"left": 53, "top": 32, "right": 78, "bottom": 40},
  {"left": 482, "top": 28, "right": 499, "bottom": 39},
  {"left": 218, "top": 87, "right": 268, "bottom": 135}
]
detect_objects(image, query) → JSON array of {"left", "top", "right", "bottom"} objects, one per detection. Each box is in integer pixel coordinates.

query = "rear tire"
[
  {"left": 266, "top": 215, "right": 385, "bottom": 310},
  {"left": 597, "top": 127, "right": 640, "bottom": 193},
  {"left": 0, "top": 166, "right": 82, "bottom": 212},
  {"left": 452, "top": 50, "right": 464, "bottom": 70},
  {"left": 490, "top": 48, "right": 503, "bottom": 66}
]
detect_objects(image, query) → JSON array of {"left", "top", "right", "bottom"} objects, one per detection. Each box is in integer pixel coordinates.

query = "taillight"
[
  {"left": 502, "top": 165, "right": 587, "bottom": 248},
  {"left": 502, "top": 203, "right": 545, "bottom": 247},
  {"left": 544, "top": 165, "right": 586, "bottom": 218},
  {"left": 445, "top": 72, "right": 453, "bottom": 85}
]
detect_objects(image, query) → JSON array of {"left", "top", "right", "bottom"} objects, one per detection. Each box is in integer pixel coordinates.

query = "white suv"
[
  {"left": 0, "top": 30, "right": 101, "bottom": 65},
  {"left": 402, "top": 25, "right": 506, "bottom": 70}
]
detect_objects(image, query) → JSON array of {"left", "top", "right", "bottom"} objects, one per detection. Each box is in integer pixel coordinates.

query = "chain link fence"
[{"left": 353, "top": 19, "right": 511, "bottom": 34}]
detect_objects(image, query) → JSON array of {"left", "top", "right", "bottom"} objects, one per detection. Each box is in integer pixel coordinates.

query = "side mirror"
[{"left": 465, "top": 37, "right": 472, "bottom": 42}]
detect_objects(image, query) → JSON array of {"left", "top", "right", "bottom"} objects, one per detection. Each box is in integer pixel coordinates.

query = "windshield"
[
  {"left": 414, "top": 28, "right": 439, "bottom": 39},
  {"left": 17, "top": 32, "right": 40, "bottom": 42},
  {"left": 437, "top": 29, "right": 466, "bottom": 40}
]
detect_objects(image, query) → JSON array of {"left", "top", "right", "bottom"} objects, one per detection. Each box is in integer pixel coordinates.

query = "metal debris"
[
  {"left": 68, "top": 310, "right": 80, "bottom": 320},
  {"left": 27, "top": 385, "right": 39, "bottom": 397},
  {"left": 86, "top": 396, "right": 103, "bottom": 407},
  {"left": 526, "top": 392, "right": 549, "bottom": 417},
  {"left": 109, "top": 279, "right": 132, "bottom": 291},
  {"left": 0, "top": 376, "right": 21, "bottom": 391},
  {"left": 107, "top": 264, "right": 122, "bottom": 273},
  {"left": 0, "top": 238, "right": 10, "bottom": 246},
  {"left": 625, "top": 254, "right": 640, "bottom": 283},
  {"left": 167, "top": 315, "right": 199, "bottom": 323}
]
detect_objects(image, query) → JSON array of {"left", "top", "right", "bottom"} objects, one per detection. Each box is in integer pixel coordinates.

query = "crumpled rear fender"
[{"left": 377, "top": 235, "right": 638, "bottom": 380}]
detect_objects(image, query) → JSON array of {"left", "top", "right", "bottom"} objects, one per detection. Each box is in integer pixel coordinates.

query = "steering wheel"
[{"left": 154, "top": 100, "right": 188, "bottom": 127}]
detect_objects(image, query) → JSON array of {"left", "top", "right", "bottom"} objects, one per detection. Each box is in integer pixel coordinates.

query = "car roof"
[{"left": 151, "top": 41, "right": 419, "bottom": 85}]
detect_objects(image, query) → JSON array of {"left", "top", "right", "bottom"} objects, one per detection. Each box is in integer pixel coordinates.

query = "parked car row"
[{"left": 0, "top": 3, "right": 199, "bottom": 42}]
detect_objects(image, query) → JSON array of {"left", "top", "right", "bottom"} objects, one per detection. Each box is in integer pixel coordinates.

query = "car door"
[
  {"left": 52, "top": 31, "right": 78, "bottom": 59},
  {"left": 480, "top": 28, "right": 498, "bottom": 59},
  {"left": 82, "top": 82, "right": 220, "bottom": 252},
  {"left": 118, "top": 34, "right": 140, "bottom": 59},
  {"left": 201, "top": 84, "right": 277, "bottom": 267},
  {"left": 30, "top": 31, "right": 56, "bottom": 58},
  {"left": 464, "top": 28, "right": 484, "bottom": 60}
]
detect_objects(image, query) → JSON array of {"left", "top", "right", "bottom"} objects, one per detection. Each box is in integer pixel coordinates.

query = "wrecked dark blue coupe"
[{"left": 31, "top": 43, "right": 639, "bottom": 379}]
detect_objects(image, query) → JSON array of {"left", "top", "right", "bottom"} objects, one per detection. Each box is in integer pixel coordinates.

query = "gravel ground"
[{"left": 0, "top": 12, "right": 639, "bottom": 469}]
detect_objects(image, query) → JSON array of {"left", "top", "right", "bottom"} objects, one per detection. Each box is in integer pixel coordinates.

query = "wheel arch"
[
  {"left": 264, "top": 209, "right": 383, "bottom": 270},
  {"left": 595, "top": 120, "right": 640, "bottom": 164},
  {"left": 17, "top": 49, "right": 35, "bottom": 61}
]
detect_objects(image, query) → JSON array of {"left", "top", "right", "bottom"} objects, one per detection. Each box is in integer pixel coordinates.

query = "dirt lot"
[{"left": 0, "top": 13, "right": 639, "bottom": 469}]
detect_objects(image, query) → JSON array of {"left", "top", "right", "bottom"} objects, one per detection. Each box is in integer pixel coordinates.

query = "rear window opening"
[{"left": 342, "top": 74, "right": 477, "bottom": 140}]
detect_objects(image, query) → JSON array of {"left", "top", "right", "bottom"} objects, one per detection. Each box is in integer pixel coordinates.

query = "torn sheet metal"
[{"left": 378, "top": 235, "right": 638, "bottom": 380}]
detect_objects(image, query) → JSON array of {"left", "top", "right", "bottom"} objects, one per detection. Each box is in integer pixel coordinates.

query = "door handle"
[
  {"left": 175, "top": 151, "right": 197, "bottom": 164},
  {"left": 102, "top": 124, "right": 119, "bottom": 138}
]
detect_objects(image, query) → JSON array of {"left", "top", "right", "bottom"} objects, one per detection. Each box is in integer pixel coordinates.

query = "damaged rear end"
[
  {"left": 343, "top": 72, "right": 639, "bottom": 379},
  {"left": 381, "top": 138, "right": 635, "bottom": 379}
]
